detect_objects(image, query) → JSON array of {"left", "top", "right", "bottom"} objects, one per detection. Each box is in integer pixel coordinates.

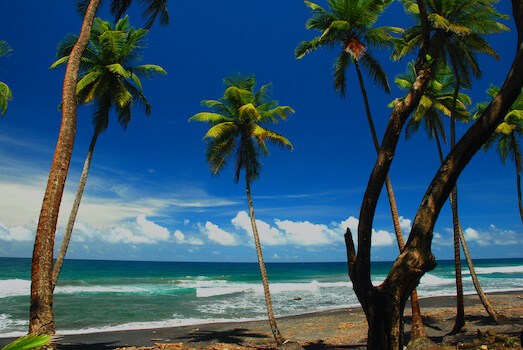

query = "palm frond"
[
  {"left": 110, "top": 0, "right": 170, "bottom": 29},
  {"left": 189, "top": 112, "right": 233, "bottom": 125},
  {"left": 131, "top": 65, "right": 167, "bottom": 80},
  {"left": 203, "top": 122, "right": 237, "bottom": 139},
  {"left": 239, "top": 103, "right": 262, "bottom": 122},
  {"left": 334, "top": 50, "right": 351, "bottom": 97},
  {"left": 76, "top": 70, "right": 103, "bottom": 99},
  {"left": 260, "top": 106, "right": 295, "bottom": 124},
  {"left": 360, "top": 52, "right": 391, "bottom": 93},
  {"left": 252, "top": 125, "right": 293, "bottom": 151},
  {"left": 207, "top": 135, "right": 237, "bottom": 177},
  {"left": 1, "top": 334, "right": 53, "bottom": 350},
  {"left": 0, "top": 40, "right": 12, "bottom": 57}
]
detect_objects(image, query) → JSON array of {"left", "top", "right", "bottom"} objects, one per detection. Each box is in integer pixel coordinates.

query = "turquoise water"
[{"left": 1, "top": 258, "right": 522, "bottom": 337}]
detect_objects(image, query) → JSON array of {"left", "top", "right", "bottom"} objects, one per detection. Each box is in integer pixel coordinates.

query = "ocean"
[{"left": 1, "top": 257, "right": 523, "bottom": 338}]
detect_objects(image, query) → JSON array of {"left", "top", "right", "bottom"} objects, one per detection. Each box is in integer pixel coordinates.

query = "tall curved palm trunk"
[
  {"left": 448, "top": 71, "right": 508, "bottom": 332},
  {"left": 516, "top": 141, "right": 523, "bottom": 226},
  {"left": 245, "top": 175, "right": 286, "bottom": 346},
  {"left": 433, "top": 124, "right": 509, "bottom": 327},
  {"left": 52, "top": 128, "right": 100, "bottom": 289},
  {"left": 355, "top": 60, "right": 426, "bottom": 340},
  {"left": 29, "top": 0, "right": 101, "bottom": 336}
]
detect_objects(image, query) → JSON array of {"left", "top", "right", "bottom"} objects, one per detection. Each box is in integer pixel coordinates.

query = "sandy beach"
[{"left": 2, "top": 291, "right": 521, "bottom": 349}]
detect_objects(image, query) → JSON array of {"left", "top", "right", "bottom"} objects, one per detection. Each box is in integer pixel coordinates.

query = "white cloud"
[
  {"left": 275, "top": 219, "right": 341, "bottom": 245},
  {"left": 200, "top": 221, "right": 240, "bottom": 246},
  {"left": 373, "top": 229, "right": 395, "bottom": 246},
  {"left": 173, "top": 229, "right": 204, "bottom": 245},
  {"left": 232, "top": 211, "right": 287, "bottom": 245},
  {"left": 136, "top": 214, "right": 170, "bottom": 242},
  {"left": 337, "top": 216, "right": 395, "bottom": 247},
  {"left": 340, "top": 217, "right": 359, "bottom": 234},
  {"left": 107, "top": 227, "right": 151, "bottom": 244},
  {"left": 399, "top": 216, "right": 412, "bottom": 234},
  {"left": 0, "top": 222, "right": 34, "bottom": 242}
]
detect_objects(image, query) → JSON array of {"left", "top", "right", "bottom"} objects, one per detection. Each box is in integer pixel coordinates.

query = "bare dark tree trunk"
[
  {"left": 29, "top": 0, "right": 101, "bottom": 336},
  {"left": 346, "top": 1, "right": 523, "bottom": 348},
  {"left": 355, "top": 60, "right": 426, "bottom": 340}
]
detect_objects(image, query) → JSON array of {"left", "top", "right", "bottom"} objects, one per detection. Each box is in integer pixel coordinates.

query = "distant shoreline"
[{"left": 1, "top": 290, "right": 522, "bottom": 349}]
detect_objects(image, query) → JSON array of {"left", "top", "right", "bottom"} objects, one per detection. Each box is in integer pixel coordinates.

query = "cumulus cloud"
[
  {"left": 0, "top": 222, "right": 34, "bottom": 242},
  {"left": 200, "top": 221, "right": 240, "bottom": 246},
  {"left": 275, "top": 219, "right": 342, "bottom": 245},
  {"left": 338, "top": 216, "right": 396, "bottom": 247},
  {"left": 173, "top": 229, "right": 204, "bottom": 245},
  {"left": 232, "top": 211, "right": 287, "bottom": 245},
  {"left": 228, "top": 212, "right": 392, "bottom": 247},
  {"left": 399, "top": 216, "right": 412, "bottom": 234}
]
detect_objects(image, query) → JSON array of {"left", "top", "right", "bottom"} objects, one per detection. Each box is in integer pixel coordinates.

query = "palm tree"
[
  {"left": 0, "top": 40, "right": 13, "bottom": 117},
  {"left": 189, "top": 74, "right": 298, "bottom": 348},
  {"left": 477, "top": 85, "right": 523, "bottom": 226},
  {"left": 396, "top": 63, "right": 510, "bottom": 325},
  {"left": 30, "top": 0, "right": 169, "bottom": 336},
  {"left": 49, "top": 15, "right": 166, "bottom": 289},
  {"left": 393, "top": 0, "right": 509, "bottom": 333},
  {"left": 346, "top": 0, "right": 523, "bottom": 347},
  {"left": 295, "top": 0, "right": 429, "bottom": 340}
]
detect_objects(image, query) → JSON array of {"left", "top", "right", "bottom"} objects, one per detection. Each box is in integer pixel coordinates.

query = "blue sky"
[{"left": 0, "top": 0, "right": 521, "bottom": 263}]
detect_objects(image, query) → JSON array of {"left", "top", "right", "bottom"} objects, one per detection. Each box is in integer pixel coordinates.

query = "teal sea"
[{"left": 1, "top": 258, "right": 523, "bottom": 337}]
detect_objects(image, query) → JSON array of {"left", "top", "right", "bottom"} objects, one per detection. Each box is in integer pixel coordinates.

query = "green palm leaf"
[
  {"left": 1, "top": 334, "right": 52, "bottom": 350},
  {"left": 190, "top": 74, "right": 293, "bottom": 184}
]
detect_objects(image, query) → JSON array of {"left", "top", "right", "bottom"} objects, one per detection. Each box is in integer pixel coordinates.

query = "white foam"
[
  {"left": 56, "top": 285, "right": 148, "bottom": 295},
  {"left": 419, "top": 273, "right": 454, "bottom": 286},
  {"left": 196, "top": 286, "right": 251, "bottom": 298},
  {"left": 0, "top": 279, "right": 30, "bottom": 298},
  {"left": 463, "top": 265, "right": 523, "bottom": 275},
  {"left": 55, "top": 316, "right": 263, "bottom": 336}
]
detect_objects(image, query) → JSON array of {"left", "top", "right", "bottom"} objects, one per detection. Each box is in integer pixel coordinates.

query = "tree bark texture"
[
  {"left": 355, "top": 59, "right": 426, "bottom": 340},
  {"left": 29, "top": 0, "right": 101, "bottom": 335},
  {"left": 52, "top": 129, "right": 100, "bottom": 289},
  {"left": 347, "top": 1, "right": 523, "bottom": 348}
]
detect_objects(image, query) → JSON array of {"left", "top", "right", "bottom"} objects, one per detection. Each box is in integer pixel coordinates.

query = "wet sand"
[{"left": 1, "top": 291, "right": 522, "bottom": 349}]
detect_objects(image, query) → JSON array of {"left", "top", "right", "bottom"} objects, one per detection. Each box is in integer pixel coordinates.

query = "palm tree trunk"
[
  {"left": 449, "top": 186, "right": 466, "bottom": 334},
  {"left": 457, "top": 219, "right": 511, "bottom": 324},
  {"left": 355, "top": 59, "right": 426, "bottom": 340},
  {"left": 245, "top": 177, "right": 286, "bottom": 346},
  {"left": 438, "top": 119, "right": 508, "bottom": 326},
  {"left": 517, "top": 162, "right": 523, "bottom": 226},
  {"left": 29, "top": 0, "right": 101, "bottom": 336},
  {"left": 52, "top": 128, "right": 100, "bottom": 289},
  {"left": 448, "top": 71, "right": 466, "bottom": 334}
]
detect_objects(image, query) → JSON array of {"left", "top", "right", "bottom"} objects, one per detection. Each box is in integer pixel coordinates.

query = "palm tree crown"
[
  {"left": 75, "top": 0, "right": 170, "bottom": 29},
  {"left": 393, "top": 62, "right": 471, "bottom": 143},
  {"left": 295, "top": 0, "right": 402, "bottom": 96},
  {"left": 189, "top": 74, "right": 294, "bottom": 183},
  {"left": 51, "top": 15, "right": 166, "bottom": 132},
  {"left": 393, "top": 0, "right": 508, "bottom": 85},
  {"left": 476, "top": 85, "right": 523, "bottom": 191},
  {"left": 0, "top": 40, "right": 13, "bottom": 117}
]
